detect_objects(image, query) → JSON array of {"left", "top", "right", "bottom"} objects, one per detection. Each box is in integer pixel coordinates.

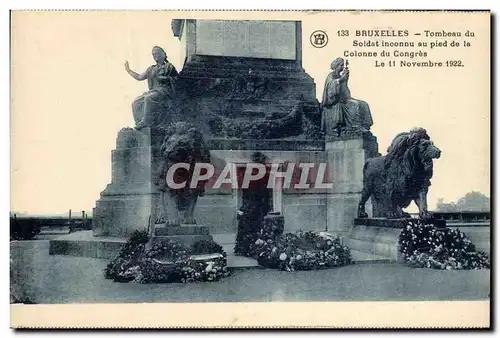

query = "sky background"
[{"left": 10, "top": 11, "right": 490, "bottom": 215}]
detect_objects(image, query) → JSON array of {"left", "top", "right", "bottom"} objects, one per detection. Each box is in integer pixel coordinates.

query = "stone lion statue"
[
  {"left": 358, "top": 127, "right": 441, "bottom": 219},
  {"left": 155, "top": 122, "right": 211, "bottom": 225}
]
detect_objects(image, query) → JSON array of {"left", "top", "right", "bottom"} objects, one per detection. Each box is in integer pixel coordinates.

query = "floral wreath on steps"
[
  {"left": 250, "top": 230, "right": 352, "bottom": 271},
  {"left": 104, "top": 230, "right": 231, "bottom": 283},
  {"left": 398, "top": 218, "right": 490, "bottom": 270}
]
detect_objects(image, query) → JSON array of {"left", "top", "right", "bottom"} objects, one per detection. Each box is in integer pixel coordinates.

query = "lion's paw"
[
  {"left": 419, "top": 211, "right": 432, "bottom": 220},
  {"left": 387, "top": 211, "right": 405, "bottom": 219}
]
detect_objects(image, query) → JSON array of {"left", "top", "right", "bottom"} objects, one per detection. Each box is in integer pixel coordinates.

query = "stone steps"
[
  {"left": 207, "top": 138, "right": 325, "bottom": 151},
  {"left": 152, "top": 224, "right": 213, "bottom": 246},
  {"left": 180, "top": 65, "right": 313, "bottom": 82},
  {"left": 48, "top": 231, "right": 259, "bottom": 270},
  {"left": 49, "top": 235, "right": 125, "bottom": 260},
  {"left": 221, "top": 243, "right": 260, "bottom": 270},
  {"left": 349, "top": 249, "right": 392, "bottom": 264},
  {"left": 154, "top": 225, "right": 209, "bottom": 236},
  {"left": 48, "top": 230, "right": 397, "bottom": 271},
  {"left": 345, "top": 238, "right": 400, "bottom": 262},
  {"left": 347, "top": 224, "right": 491, "bottom": 261},
  {"left": 345, "top": 226, "right": 403, "bottom": 262},
  {"left": 38, "top": 227, "right": 71, "bottom": 236},
  {"left": 152, "top": 235, "right": 214, "bottom": 246}
]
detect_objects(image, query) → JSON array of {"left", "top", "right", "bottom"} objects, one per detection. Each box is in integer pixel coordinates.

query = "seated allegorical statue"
[
  {"left": 124, "top": 46, "right": 178, "bottom": 130},
  {"left": 320, "top": 57, "right": 374, "bottom": 137}
]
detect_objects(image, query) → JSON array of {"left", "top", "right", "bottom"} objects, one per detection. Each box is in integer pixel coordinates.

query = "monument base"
[
  {"left": 324, "top": 134, "right": 378, "bottom": 233},
  {"left": 152, "top": 224, "right": 213, "bottom": 246},
  {"left": 48, "top": 230, "right": 260, "bottom": 270},
  {"left": 347, "top": 217, "right": 448, "bottom": 261},
  {"left": 49, "top": 231, "right": 126, "bottom": 260},
  {"left": 92, "top": 127, "right": 165, "bottom": 238},
  {"left": 48, "top": 230, "right": 390, "bottom": 265},
  {"left": 346, "top": 226, "right": 403, "bottom": 262}
]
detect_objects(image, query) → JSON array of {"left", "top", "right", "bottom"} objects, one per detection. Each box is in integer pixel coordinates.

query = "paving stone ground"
[{"left": 10, "top": 240, "right": 490, "bottom": 304}]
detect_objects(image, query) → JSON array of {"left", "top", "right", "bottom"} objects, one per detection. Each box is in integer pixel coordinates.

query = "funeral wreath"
[
  {"left": 104, "top": 230, "right": 231, "bottom": 283},
  {"left": 398, "top": 219, "right": 490, "bottom": 270},
  {"left": 251, "top": 230, "right": 352, "bottom": 271}
]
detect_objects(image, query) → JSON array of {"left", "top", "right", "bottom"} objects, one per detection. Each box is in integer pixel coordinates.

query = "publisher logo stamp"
[{"left": 310, "top": 30, "right": 328, "bottom": 48}]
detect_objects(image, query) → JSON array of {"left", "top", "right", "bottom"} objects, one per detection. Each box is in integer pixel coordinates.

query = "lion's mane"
[
  {"left": 381, "top": 128, "right": 432, "bottom": 210},
  {"left": 156, "top": 122, "right": 211, "bottom": 197}
]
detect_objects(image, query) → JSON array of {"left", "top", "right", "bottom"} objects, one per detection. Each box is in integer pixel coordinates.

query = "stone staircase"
[
  {"left": 348, "top": 249, "right": 393, "bottom": 264},
  {"left": 48, "top": 230, "right": 260, "bottom": 270},
  {"left": 346, "top": 218, "right": 492, "bottom": 262},
  {"left": 344, "top": 226, "right": 403, "bottom": 263},
  {"left": 214, "top": 233, "right": 261, "bottom": 270},
  {"left": 48, "top": 229, "right": 392, "bottom": 268}
]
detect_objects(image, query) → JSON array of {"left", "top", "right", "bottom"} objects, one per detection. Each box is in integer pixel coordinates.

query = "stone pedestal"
[
  {"left": 346, "top": 226, "right": 403, "bottom": 262},
  {"left": 347, "top": 218, "right": 409, "bottom": 262},
  {"left": 152, "top": 224, "right": 213, "bottom": 246},
  {"left": 347, "top": 217, "right": 448, "bottom": 261},
  {"left": 324, "top": 133, "right": 379, "bottom": 235},
  {"left": 92, "top": 127, "right": 165, "bottom": 237}
]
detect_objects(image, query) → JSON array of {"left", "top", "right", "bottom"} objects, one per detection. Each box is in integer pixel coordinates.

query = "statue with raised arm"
[
  {"left": 124, "top": 46, "right": 178, "bottom": 130},
  {"left": 321, "top": 57, "right": 373, "bottom": 137}
]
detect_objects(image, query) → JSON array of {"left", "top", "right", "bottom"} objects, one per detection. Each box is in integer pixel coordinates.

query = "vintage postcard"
[{"left": 10, "top": 10, "right": 490, "bottom": 328}]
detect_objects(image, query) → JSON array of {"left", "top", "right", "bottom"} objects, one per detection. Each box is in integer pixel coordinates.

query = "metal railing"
[{"left": 410, "top": 212, "right": 490, "bottom": 224}]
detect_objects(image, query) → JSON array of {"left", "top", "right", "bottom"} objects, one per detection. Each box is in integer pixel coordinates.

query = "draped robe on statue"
[
  {"left": 132, "top": 62, "right": 178, "bottom": 127},
  {"left": 320, "top": 72, "right": 373, "bottom": 135}
]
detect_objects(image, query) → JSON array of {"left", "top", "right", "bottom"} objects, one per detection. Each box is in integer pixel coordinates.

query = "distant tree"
[
  {"left": 456, "top": 191, "right": 490, "bottom": 212},
  {"left": 436, "top": 192, "right": 490, "bottom": 212},
  {"left": 436, "top": 198, "right": 458, "bottom": 212}
]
